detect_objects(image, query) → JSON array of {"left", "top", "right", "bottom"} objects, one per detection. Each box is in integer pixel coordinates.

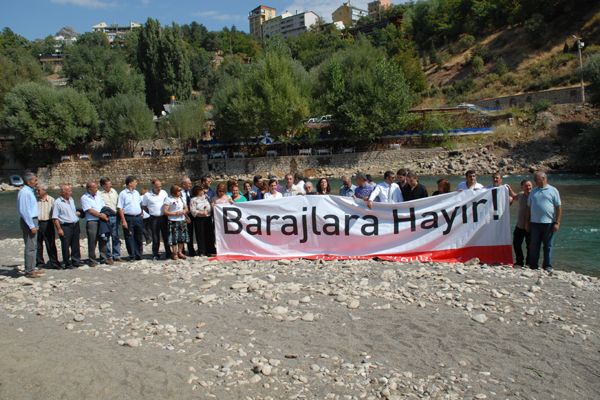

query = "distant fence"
[
  {"left": 384, "top": 127, "right": 494, "bottom": 138},
  {"left": 474, "top": 85, "right": 588, "bottom": 109}
]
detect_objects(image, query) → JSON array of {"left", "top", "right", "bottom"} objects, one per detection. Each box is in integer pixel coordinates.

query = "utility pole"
[{"left": 572, "top": 35, "right": 586, "bottom": 104}]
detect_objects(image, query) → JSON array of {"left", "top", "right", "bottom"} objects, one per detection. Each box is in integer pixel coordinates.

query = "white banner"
[{"left": 214, "top": 186, "right": 512, "bottom": 264}]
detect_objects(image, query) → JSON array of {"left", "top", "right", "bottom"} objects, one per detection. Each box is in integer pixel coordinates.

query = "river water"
[{"left": 1, "top": 173, "right": 598, "bottom": 276}]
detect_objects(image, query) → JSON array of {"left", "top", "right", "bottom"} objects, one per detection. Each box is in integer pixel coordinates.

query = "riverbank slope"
[{"left": 1, "top": 238, "right": 599, "bottom": 399}]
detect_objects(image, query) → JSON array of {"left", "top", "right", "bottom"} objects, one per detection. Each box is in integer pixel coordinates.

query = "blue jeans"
[
  {"left": 107, "top": 215, "right": 121, "bottom": 260},
  {"left": 529, "top": 223, "right": 555, "bottom": 270}
]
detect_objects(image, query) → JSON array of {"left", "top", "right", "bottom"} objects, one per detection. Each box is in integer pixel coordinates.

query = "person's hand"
[
  {"left": 553, "top": 222, "right": 560, "bottom": 232},
  {"left": 367, "top": 200, "right": 373, "bottom": 210},
  {"left": 30, "top": 227, "right": 37, "bottom": 235},
  {"left": 122, "top": 221, "right": 128, "bottom": 231},
  {"left": 100, "top": 213, "right": 108, "bottom": 221},
  {"left": 57, "top": 228, "right": 64, "bottom": 237}
]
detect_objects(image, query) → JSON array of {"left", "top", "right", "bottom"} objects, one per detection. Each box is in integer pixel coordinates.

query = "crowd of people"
[{"left": 16, "top": 168, "right": 561, "bottom": 278}]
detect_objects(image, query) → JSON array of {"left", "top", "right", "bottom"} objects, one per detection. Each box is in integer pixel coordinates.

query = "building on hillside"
[
  {"left": 261, "top": 11, "right": 320, "bottom": 40},
  {"left": 368, "top": 0, "right": 392, "bottom": 20},
  {"left": 332, "top": 2, "right": 368, "bottom": 28},
  {"left": 248, "top": 5, "right": 277, "bottom": 40},
  {"left": 92, "top": 21, "right": 141, "bottom": 43}
]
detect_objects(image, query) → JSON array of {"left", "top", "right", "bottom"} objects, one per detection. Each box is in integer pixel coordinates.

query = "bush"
[
  {"left": 471, "top": 55, "right": 485, "bottom": 75},
  {"left": 532, "top": 99, "right": 552, "bottom": 114},
  {"left": 495, "top": 57, "right": 508, "bottom": 76},
  {"left": 584, "top": 54, "right": 600, "bottom": 105},
  {"left": 501, "top": 72, "right": 518, "bottom": 86},
  {"left": 572, "top": 122, "right": 600, "bottom": 171}
]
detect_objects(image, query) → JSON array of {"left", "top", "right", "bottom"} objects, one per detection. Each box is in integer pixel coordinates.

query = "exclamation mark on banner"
[{"left": 492, "top": 188, "right": 499, "bottom": 220}]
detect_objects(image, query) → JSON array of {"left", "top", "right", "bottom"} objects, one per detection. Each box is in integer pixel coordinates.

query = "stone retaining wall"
[{"left": 38, "top": 145, "right": 538, "bottom": 187}]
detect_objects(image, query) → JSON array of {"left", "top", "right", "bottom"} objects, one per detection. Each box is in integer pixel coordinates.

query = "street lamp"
[{"left": 572, "top": 35, "right": 585, "bottom": 104}]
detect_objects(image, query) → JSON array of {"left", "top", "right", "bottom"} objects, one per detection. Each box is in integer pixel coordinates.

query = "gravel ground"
[{"left": 1, "top": 238, "right": 599, "bottom": 400}]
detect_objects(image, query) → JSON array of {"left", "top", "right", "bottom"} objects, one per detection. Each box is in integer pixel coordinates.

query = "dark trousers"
[
  {"left": 513, "top": 226, "right": 530, "bottom": 266},
  {"left": 36, "top": 220, "right": 59, "bottom": 268},
  {"left": 143, "top": 218, "right": 152, "bottom": 244},
  {"left": 187, "top": 216, "right": 196, "bottom": 256},
  {"left": 529, "top": 222, "right": 555, "bottom": 270},
  {"left": 149, "top": 215, "right": 171, "bottom": 258},
  {"left": 123, "top": 215, "right": 143, "bottom": 259},
  {"left": 86, "top": 220, "right": 108, "bottom": 264},
  {"left": 60, "top": 222, "right": 81, "bottom": 267},
  {"left": 193, "top": 216, "right": 216, "bottom": 256}
]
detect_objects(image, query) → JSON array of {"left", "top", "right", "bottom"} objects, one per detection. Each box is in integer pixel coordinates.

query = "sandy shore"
[{"left": 1, "top": 238, "right": 599, "bottom": 399}]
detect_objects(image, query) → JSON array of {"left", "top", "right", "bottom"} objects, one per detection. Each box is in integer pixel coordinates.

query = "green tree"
[
  {"left": 313, "top": 40, "right": 414, "bottom": 140},
  {"left": 584, "top": 54, "right": 600, "bottom": 105},
  {"left": 137, "top": 19, "right": 193, "bottom": 113},
  {"left": 1, "top": 82, "right": 98, "bottom": 151},
  {"left": 287, "top": 26, "right": 351, "bottom": 70},
  {"left": 101, "top": 94, "right": 155, "bottom": 150},
  {"left": 212, "top": 50, "right": 311, "bottom": 141},
  {"left": 471, "top": 55, "right": 485, "bottom": 75},
  {"left": 62, "top": 31, "right": 145, "bottom": 108},
  {"left": 161, "top": 99, "right": 206, "bottom": 139}
]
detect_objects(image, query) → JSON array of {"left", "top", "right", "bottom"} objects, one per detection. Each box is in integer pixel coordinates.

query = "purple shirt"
[{"left": 354, "top": 185, "right": 373, "bottom": 200}]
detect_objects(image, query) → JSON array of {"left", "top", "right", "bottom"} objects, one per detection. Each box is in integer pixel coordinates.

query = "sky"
[{"left": 1, "top": 0, "right": 377, "bottom": 40}]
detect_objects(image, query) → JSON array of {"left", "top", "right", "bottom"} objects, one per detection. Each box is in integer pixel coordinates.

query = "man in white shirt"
[
  {"left": 293, "top": 172, "right": 306, "bottom": 195},
  {"left": 282, "top": 174, "right": 301, "bottom": 197},
  {"left": 99, "top": 177, "right": 121, "bottom": 262},
  {"left": 117, "top": 176, "right": 143, "bottom": 261},
  {"left": 367, "top": 171, "right": 403, "bottom": 209},
  {"left": 142, "top": 178, "right": 170, "bottom": 260},
  {"left": 456, "top": 170, "right": 484, "bottom": 190},
  {"left": 81, "top": 180, "right": 109, "bottom": 266}
]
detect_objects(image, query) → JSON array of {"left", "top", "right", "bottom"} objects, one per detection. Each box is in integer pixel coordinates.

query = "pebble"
[
  {"left": 347, "top": 300, "right": 360, "bottom": 309},
  {"left": 124, "top": 338, "right": 141, "bottom": 347},
  {"left": 472, "top": 314, "right": 488, "bottom": 324},
  {"left": 73, "top": 314, "right": 85, "bottom": 322},
  {"left": 302, "top": 312, "right": 315, "bottom": 322}
]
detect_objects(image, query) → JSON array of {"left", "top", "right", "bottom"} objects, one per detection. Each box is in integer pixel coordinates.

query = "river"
[{"left": 1, "top": 173, "right": 598, "bottom": 276}]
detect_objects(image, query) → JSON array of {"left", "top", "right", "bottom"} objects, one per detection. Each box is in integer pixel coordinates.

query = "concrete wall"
[{"left": 475, "top": 85, "right": 588, "bottom": 109}]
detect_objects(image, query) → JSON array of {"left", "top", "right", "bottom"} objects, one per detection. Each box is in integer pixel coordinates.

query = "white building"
[
  {"left": 92, "top": 21, "right": 141, "bottom": 43},
  {"left": 262, "top": 11, "right": 320, "bottom": 40}
]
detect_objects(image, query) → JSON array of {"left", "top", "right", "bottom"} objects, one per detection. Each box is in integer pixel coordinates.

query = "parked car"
[
  {"left": 9, "top": 175, "right": 24, "bottom": 187},
  {"left": 307, "top": 117, "right": 320, "bottom": 124},
  {"left": 318, "top": 115, "right": 333, "bottom": 123},
  {"left": 457, "top": 103, "right": 476, "bottom": 109}
]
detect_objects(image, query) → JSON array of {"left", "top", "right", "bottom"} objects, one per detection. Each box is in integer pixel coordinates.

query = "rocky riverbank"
[{"left": 0, "top": 238, "right": 598, "bottom": 399}]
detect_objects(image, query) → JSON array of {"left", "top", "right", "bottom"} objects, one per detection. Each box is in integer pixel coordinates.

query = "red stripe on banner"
[{"left": 212, "top": 245, "right": 514, "bottom": 265}]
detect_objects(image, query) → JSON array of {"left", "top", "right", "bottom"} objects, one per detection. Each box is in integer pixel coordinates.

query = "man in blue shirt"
[
  {"left": 52, "top": 183, "right": 82, "bottom": 269},
  {"left": 17, "top": 172, "right": 43, "bottom": 278},
  {"left": 117, "top": 176, "right": 144, "bottom": 261},
  {"left": 339, "top": 175, "right": 356, "bottom": 197},
  {"left": 526, "top": 171, "right": 562, "bottom": 273},
  {"left": 81, "top": 180, "right": 109, "bottom": 266},
  {"left": 353, "top": 173, "right": 374, "bottom": 201}
]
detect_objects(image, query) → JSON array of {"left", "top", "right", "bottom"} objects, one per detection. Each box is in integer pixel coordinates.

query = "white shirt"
[
  {"left": 369, "top": 181, "right": 403, "bottom": 203},
  {"left": 142, "top": 189, "right": 168, "bottom": 217},
  {"left": 282, "top": 184, "right": 301, "bottom": 197},
  {"left": 81, "top": 192, "right": 105, "bottom": 222},
  {"left": 457, "top": 181, "right": 484, "bottom": 191},
  {"left": 295, "top": 180, "right": 306, "bottom": 194},
  {"left": 163, "top": 196, "right": 186, "bottom": 221},
  {"left": 117, "top": 188, "right": 142, "bottom": 216},
  {"left": 264, "top": 191, "right": 283, "bottom": 200}
]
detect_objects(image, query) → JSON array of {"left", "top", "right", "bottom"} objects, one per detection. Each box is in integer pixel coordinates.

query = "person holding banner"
[
  {"left": 317, "top": 178, "right": 331, "bottom": 195},
  {"left": 403, "top": 172, "right": 428, "bottom": 201},
  {"left": 367, "top": 171, "right": 403, "bottom": 209},
  {"left": 282, "top": 174, "right": 302, "bottom": 197},
  {"left": 339, "top": 175, "right": 356, "bottom": 197},
  {"left": 213, "top": 183, "right": 233, "bottom": 205},
  {"left": 163, "top": 184, "right": 189, "bottom": 260},
  {"left": 526, "top": 171, "right": 562, "bottom": 273},
  {"left": 456, "top": 170, "right": 484, "bottom": 190},
  {"left": 264, "top": 179, "right": 283, "bottom": 199},
  {"left": 353, "top": 173, "right": 373, "bottom": 200}
]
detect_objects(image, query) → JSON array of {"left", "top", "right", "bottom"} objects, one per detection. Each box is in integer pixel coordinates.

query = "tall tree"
[
  {"left": 313, "top": 40, "right": 414, "bottom": 140},
  {"left": 161, "top": 99, "right": 206, "bottom": 139},
  {"left": 101, "top": 94, "right": 155, "bottom": 150},
  {"left": 1, "top": 83, "right": 98, "bottom": 151}
]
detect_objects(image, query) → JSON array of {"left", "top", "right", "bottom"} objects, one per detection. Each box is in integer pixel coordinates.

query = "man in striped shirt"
[{"left": 36, "top": 183, "right": 60, "bottom": 269}]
